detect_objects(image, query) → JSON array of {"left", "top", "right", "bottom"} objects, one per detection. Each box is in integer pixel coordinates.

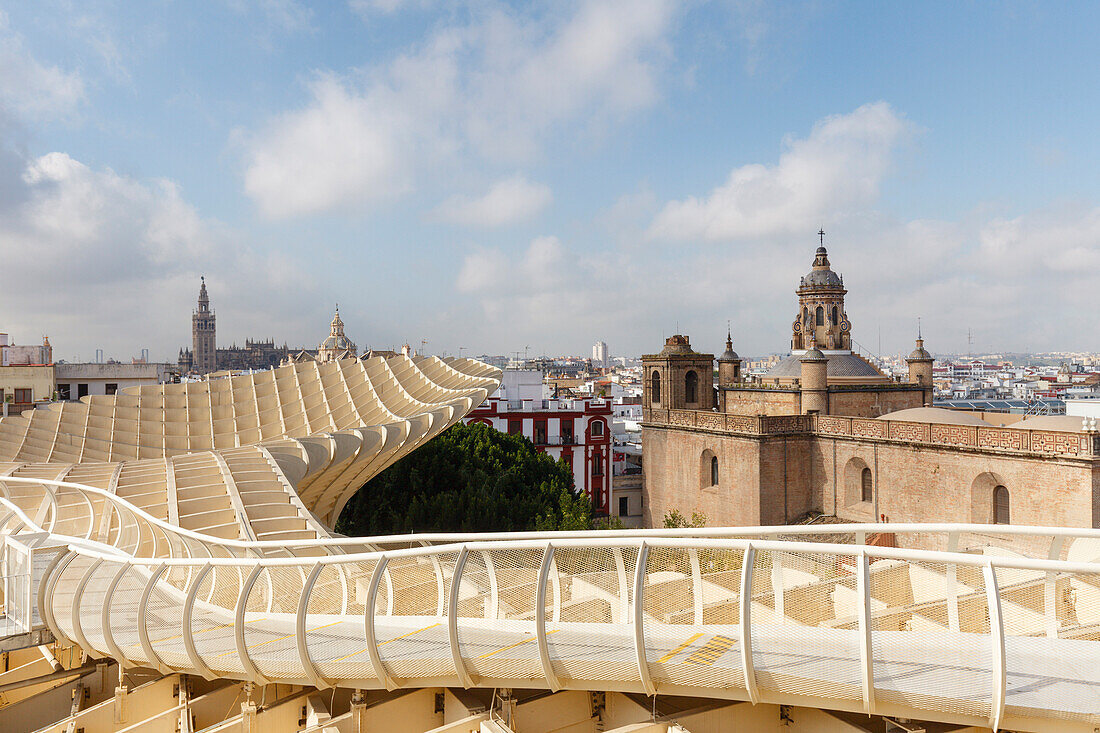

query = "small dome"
[
  {"left": 801, "top": 346, "right": 826, "bottom": 361},
  {"left": 803, "top": 268, "right": 843, "bottom": 288},
  {"left": 718, "top": 332, "right": 739, "bottom": 362},
  {"left": 878, "top": 407, "right": 990, "bottom": 426},
  {"left": 1008, "top": 415, "right": 1084, "bottom": 431},
  {"left": 908, "top": 338, "right": 933, "bottom": 360}
]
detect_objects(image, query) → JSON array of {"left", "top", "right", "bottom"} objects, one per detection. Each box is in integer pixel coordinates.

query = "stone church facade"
[{"left": 643, "top": 242, "right": 1100, "bottom": 546}]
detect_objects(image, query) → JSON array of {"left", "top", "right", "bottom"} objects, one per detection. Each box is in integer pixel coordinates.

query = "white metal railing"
[
  {"left": 29, "top": 529, "right": 1100, "bottom": 731},
  {"left": 5, "top": 475, "right": 1100, "bottom": 728}
]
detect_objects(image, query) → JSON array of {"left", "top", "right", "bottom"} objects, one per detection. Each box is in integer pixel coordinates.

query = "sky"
[{"left": 0, "top": 1, "right": 1098, "bottom": 363}]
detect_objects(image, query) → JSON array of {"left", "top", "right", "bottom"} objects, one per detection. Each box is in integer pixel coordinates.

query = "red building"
[{"left": 465, "top": 395, "right": 613, "bottom": 514}]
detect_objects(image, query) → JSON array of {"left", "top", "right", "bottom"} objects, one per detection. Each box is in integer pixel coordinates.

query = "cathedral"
[{"left": 642, "top": 238, "right": 1100, "bottom": 545}]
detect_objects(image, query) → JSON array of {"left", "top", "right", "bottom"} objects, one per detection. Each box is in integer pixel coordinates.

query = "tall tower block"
[{"left": 192, "top": 277, "right": 217, "bottom": 374}]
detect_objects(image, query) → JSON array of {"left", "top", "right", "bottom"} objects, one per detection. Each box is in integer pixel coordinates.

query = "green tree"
[
  {"left": 663, "top": 509, "right": 707, "bottom": 528},
  {"left": 336, "top": 421, "right": 591, "bottom": 535}
]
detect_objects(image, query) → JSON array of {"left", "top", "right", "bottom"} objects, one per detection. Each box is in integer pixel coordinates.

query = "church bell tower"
[
  {"left": 791, "top": 231, "right": 851, "bottom": 352},
  {"left": 192, "top": 276, "right": 217, "bottom": 374}
]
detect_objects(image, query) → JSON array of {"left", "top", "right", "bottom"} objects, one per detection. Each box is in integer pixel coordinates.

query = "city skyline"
[{"left": 0, "top": 2, "right": 1098, "bottom": 361}]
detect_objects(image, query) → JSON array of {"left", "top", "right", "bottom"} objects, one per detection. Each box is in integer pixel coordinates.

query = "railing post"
[
  {"left": 613, "top": 547, "right": 629, "bottom": 624},
  {"left": 984, "top": 562, "right": 1006, "bottom": 732},
  {"left": 235, "top": 565, "right": 270, "bottom": 685},
  {"left": 633, "top": 541, "right": 655, "bottom": 696},
  {"left": 364, "top": 556, "right": 395, "bottom": 690},
  {"left": 688, "top": 548, "right": 703, "bottom": 625},
  {"left": 769, "top": 537, "right": 784, "bottom": 620},
  {"left": 946, "top": 531, "right": 960, "bottom": 632},
  {"left": 535, "top": 544, "right": 561, "bottom": 691},
  {"left": 1045, "top": 536, "right": 1065, "bottom": 639},
  {"left": 739, "top": 544, "right": 759, "bottom": 704},
  {"left": 101, "top": 563, "right": 131, "bottom": 665},
  {"left": 857, "top": 551, "right": 876, "bottom": 714},
  {"left": 182, "top": 564, "right": 218, "bottom": 680},
  {"left": 448, "top": 547, "right": 474, "bottom": 688},
  {"left": 70, "top": 558, "right": 103, "bottom": 655},
  {"left": 481, "top": 550, "right": 499, "bottom": 619},
  {"left": 296, "top": 562, "right": 329, "bottom": 689}
]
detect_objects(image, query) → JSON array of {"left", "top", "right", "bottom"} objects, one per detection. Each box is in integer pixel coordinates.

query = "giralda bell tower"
[{"left": 192, "top": 276, "right": 217, "bottom": 374}]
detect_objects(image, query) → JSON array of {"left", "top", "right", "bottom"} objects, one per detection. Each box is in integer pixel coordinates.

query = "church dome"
[
  {"left": 908, "top": 344, "right": 932, "bottom": 360},
  {"left": 800, "top": 244, "right": 844, "bottom": 288},
  {"left": 802, "top": 268, "right": 843, "bottom": 288}
]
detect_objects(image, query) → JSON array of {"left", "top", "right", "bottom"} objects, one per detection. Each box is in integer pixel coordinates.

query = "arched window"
[
  {"left": 711, "top": 456, "right": 719, "bottom": 486},
  {"left": 685, "top": 370, "right": 698, "bottom": 403},
  {"left": 861, "top": 468, "right": 873, "bottom": 503},
  {"left": 832, "top": 305, "right": 838, "bottom": 325},
  {"left": 816, "top": 306, "right": 825, "bottom": 326},
  {"left": 650, "top": 371, "right": 661, "bottom": 404},
  {"left": 993, "top": 485, "right": 1010, "bottom": 524}
]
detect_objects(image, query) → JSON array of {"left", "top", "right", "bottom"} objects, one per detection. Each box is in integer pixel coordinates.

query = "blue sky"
[{"left": 0, "top": 1, "right": 1097, "bottom": 362}]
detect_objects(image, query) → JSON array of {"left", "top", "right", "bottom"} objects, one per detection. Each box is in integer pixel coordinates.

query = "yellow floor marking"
[
  {"left": 655, "top": 633, "right": 703, "bottom": 664},
  {"left": 131, "top": 617, "right": 267, "bottom": 647},
  {"left": 213, "top": 619, "right": 343, "bottom": 658},
  {"left": 684, "top": 634, "right": 736, "bottom": 666},
  {"left": 328, "top": 622, "right": 442, "bottom": 663},
  {"left": 476, "top": 629, "right": 561, "bottom": 660}
]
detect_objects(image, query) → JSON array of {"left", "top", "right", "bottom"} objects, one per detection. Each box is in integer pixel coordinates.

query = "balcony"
[{"left": 533, "top": 435, "right": 578, "bottom": 446}]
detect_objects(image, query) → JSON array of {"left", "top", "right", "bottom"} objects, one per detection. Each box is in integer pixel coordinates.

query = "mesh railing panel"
[
  {"left": 646, "top": 547, "right": 746, "bottom": 691},
  {"left": 870, "top": 557, "right": 991, "bottom": 719},
  {"left": 109, "top": 565, "right": 149, "bottom": 665},
  {"left": 548, "top": 546, "right": 634, "bottom": 683},
  {"left": 752, "top": 549, "right": 862, "bottom": 702},
  {"left": 459, "top": 548, "right": 544, "bottom": 682},
  {"left": 311, "top": 560, "right": 378, "bottom": 682}
]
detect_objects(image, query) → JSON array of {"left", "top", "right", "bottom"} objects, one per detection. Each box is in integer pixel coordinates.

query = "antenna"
[{"left": 968, "top": 328, "right": 973, "bottom": 359}]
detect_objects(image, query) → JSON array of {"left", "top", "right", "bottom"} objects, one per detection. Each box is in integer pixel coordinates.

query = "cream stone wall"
[
  {"left": 826, "top": 386, "right": 923, "bottom": 418},
  {"left": 644, "top": 413, "right": 1100, "bottom": 546},
  {"left": 720, "top": 387, "right": 801, "bottom": 416},
  {"left": 0, "top": 364, "right": 55, "bottom": 406}
]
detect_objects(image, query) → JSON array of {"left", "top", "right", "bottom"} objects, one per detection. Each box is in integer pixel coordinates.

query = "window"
[
  {"left": 57, "top": 384, "right": 71, "bottom": 400},
  {"left": 993, "top": 485, "right": 1010, "bottom": 524},
  {"left": 78, "top": 383, "right": 89, "bottom": 398},
  {"left": 14, "top": 388, "right": 31, "bottom": 404},
  {"left": 533, "top": 420, "right": 547, "bottom": 444},
  {"left": 685, "top": 370, "right": 698, "bottom": 403},
  {"left": 816, "top": 306, "right": 825, "bottom": 326},
  {"left": 508, "top": 419, "right": 522, "bottom": 435},
  {"left": 861, "top": 468, "right": 873, "bottom": 503},
  {"left": 619, "top": 496, "right": 629, "bottom": 517},
  {"left": 560, "top": 419, "right": 574, "bottom": 444},
  {"left": 105, "top": 383, "right": 118, "bottom": 396},
  {"left": 650, "top": 371, "right": 661, "bottom": 404},
  {"left": 562, "top": 453, "right": 573, "bottom": 471},
  {"left": 832, "top": 305, "right": 838, "bottom": 325},
  {"left": 711, "top": 456, "right": 719, "bottom": 486},
  {"left": 592, "top": 452, "right": 604, "bottom": 476},
  {"left": 590, "top": 420, "right": 604, "bottom": 437}
]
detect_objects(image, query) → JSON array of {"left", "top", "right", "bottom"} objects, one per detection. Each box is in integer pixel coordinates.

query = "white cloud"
[
  {"left": 452, "top": 104, "right": 1100, "bottom": 357},
  {"left": 0, "top": 145, "right": 329, "bottom": 361},
  {"left": 0, "top": 12, "right": 84, "bottom": 121},
  {"left": 648, "top": 102, "right": 912, "bottom": 241},
  {"left": 433, "top": 175, "right": 552, "bottom": 228},
  {"left": 243, "top": 75, "right": 414, "bottom": 218},
  {"left": 242, "top": 0, "right": 676, "bottom": 218}
]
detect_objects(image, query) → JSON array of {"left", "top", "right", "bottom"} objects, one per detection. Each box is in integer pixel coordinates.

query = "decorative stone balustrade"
[{"left": 645, "top": 408, "right": 1100, "bottom": 458}]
